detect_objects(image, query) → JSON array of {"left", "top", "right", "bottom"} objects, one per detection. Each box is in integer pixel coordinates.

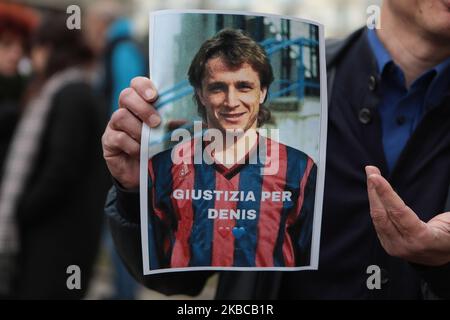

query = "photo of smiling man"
[{"left": 141, "top": 11, "right": 326, "bottom": 273}]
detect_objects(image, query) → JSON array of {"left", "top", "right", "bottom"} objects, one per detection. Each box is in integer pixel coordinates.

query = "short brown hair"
[{"left": 188, "top": 29, "right": 274, "bottom": 127}]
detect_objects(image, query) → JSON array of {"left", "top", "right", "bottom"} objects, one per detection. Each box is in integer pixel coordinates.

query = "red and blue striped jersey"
[{"left": 147, "top": 137, "right": 317, "bottom": 269}]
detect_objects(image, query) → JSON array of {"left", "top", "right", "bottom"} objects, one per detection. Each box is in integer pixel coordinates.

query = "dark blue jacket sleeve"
[{"left": 105, "top": 184, "right": 213, "bottom": 296}]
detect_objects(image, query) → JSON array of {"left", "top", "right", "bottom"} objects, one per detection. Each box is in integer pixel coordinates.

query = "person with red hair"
[{"left": 0, "top": 3, "right": 37, "bottom": 75}]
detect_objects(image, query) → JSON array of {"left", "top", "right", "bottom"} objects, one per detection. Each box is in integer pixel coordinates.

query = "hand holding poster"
[{"left": 140, "top": 10, "right": 327, "bottom": 274}]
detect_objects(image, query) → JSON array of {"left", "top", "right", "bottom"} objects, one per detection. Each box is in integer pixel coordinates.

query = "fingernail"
[
  {"left": 145, "top": 89, "right": 154, "bottom": 100},
  {"left": 148, "top": 114, "right": 161, "bottom": 127}
]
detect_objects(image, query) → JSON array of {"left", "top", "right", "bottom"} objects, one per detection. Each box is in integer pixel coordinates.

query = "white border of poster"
[{"left": 140, "top": 9, "right": 327, "bottom": 275}]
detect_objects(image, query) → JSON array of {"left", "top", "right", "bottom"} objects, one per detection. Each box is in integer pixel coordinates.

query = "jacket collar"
[{"left": 326, "top": 27, "right": 367, "bottom": 70}]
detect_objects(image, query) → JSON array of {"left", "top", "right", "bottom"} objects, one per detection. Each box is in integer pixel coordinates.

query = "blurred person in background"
[
  {"left": 0, "top": 3, "right": 37, "bottom": 182},
  {"left": 0, "top": 12, "right": 108, "bottom": 299},
  {"left": 84, "top": 0, "right": 146, "bottom": 300},
  {"left": 84, "top": 0, "right": 146, "bottom": 115}
]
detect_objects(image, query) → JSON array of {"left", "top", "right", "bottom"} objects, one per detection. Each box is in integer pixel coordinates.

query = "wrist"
[{"left": 112, "top": 179, "right": 140, "bottom": 224}]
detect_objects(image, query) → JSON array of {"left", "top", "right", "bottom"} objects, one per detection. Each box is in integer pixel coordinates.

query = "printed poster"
[{"left": 140, "top": 10, "right": 327, "bottom": 274}]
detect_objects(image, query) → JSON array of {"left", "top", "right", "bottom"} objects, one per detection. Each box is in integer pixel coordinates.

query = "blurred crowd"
[{"left": 0, "top": 0, "right": 146, "bottom": 299}]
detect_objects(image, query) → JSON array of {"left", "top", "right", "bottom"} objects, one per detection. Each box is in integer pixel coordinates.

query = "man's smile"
[{"left": 219, "top": 111, "right": 247, "bottom": 123}]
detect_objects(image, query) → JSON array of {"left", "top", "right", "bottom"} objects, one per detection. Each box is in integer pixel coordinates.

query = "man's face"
[
  {"left": 197, "top": 56, "right": 267, "bottom": 133},
  {"left": 0, "top": 33, "right": 24, "bottom": 77},
  {"left": 385, "top": 0, "right": 450, "bottom": 40}
]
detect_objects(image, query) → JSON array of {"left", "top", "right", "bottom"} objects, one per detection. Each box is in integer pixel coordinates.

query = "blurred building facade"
[
  {"left": 133, "top": 0, "right": 382, "bottom": 38},
  {"left": 19, "top": 0, "right": 381, "bottom": 37}
]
